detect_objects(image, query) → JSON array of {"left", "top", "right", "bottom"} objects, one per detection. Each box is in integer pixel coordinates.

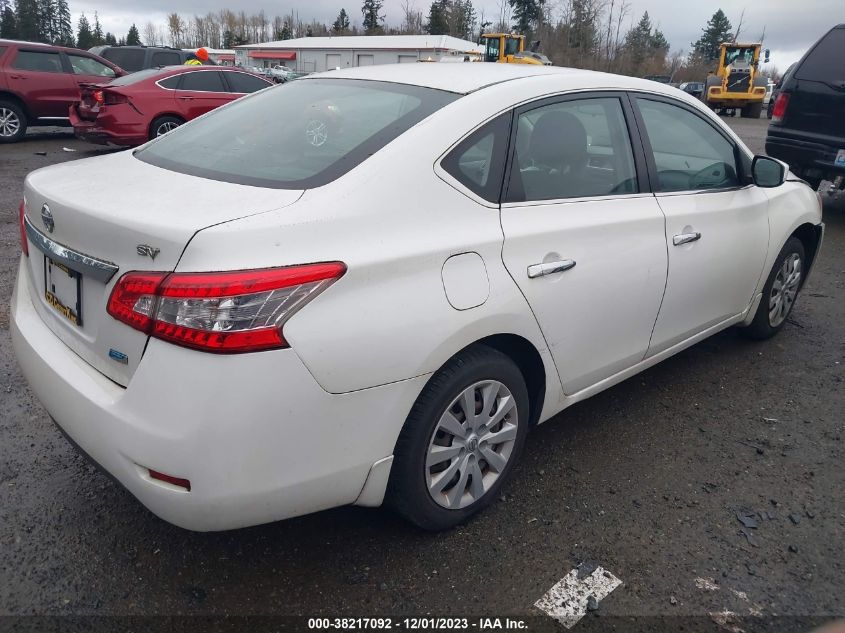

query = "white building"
[{"left": 235, "top": 35, "right": 482, "bottom": 73}]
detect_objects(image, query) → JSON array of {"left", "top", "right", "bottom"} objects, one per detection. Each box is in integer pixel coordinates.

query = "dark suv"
[
  {"left": 89, "top": 45, "right": 193, "bottom": 73},
  {"left": 0, "top": 39, "right": 124, "bottom": 142},
  {"left": 766, "top": 25, "right": 845, "bottom": 190}
]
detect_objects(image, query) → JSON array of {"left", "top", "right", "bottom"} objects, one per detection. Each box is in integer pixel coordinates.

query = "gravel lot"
[{"left": 1, "top": 118, "right": 843, "bottom": 632}]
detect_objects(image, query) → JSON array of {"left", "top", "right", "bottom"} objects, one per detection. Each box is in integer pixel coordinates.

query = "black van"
[
  {"left": 88, "top": 45, "right": 192, "bottom": 73},
  {"left": 766, "top": 25, "right": 845, "bottom": 190}
]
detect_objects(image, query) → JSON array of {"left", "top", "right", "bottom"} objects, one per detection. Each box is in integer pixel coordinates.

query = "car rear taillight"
[
  {"left": 771, "top": 93, "right": 789, "bottom": 123},
  {"left": 107, "top": 263, "right": 346, "bottom": 353},
  {"left": 19, "top": 200, "right": 28, "bottom": 257},
  {"left": 104, "top": 91, "right": 128, "bottom": 105}
]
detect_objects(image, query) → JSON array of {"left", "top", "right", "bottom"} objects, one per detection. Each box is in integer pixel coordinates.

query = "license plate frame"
[{"left": 44, "top": 255, "right": 82, "bottom": 326}]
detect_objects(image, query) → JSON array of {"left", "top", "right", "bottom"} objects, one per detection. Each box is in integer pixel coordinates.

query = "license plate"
[
  {"left": 44, "top": 256, "right": 82, "bottom": 326},
  {"left": 835, "top": 149, "right": 845, "bottom": 168}
]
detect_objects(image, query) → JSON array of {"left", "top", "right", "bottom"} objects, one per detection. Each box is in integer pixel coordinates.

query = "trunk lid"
[{"left": 22, "top": 150, "right": 303, "bottom": 386}]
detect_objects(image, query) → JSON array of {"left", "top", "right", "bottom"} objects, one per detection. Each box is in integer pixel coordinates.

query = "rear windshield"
[
  {"left": 797, "top": 27, "right": 845, "bottom": 82},
  {"left": 108, "top": 67, "right": 171, "bottom": 86},
  {"left": 102, "top": 48, "right": 145, "bottom": 72},
  {"left": 135, "top": 79, "right": 459, "bottom": 189}
]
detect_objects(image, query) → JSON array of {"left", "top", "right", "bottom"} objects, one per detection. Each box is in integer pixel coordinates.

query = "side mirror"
[{"left": 752, "top": 155, "right": 787, "bottom": 187}]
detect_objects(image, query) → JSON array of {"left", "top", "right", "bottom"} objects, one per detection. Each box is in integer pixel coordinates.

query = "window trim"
[
  {"left": 502, "top": 91, "right": 648, "bottom": 204},
  {"left": 628, "top": 92, "right": 751, "bottom": 196}
]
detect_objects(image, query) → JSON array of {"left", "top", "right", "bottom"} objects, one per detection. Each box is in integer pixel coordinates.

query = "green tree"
[
  {"left": 275, "top": 19, "right": 292, "bottom": 40},
  {"left": 692, "top": 8, "right": 732, "bottom": 62},
  {"left": 425, "top": 0, "right": 448, "bottom": 35},
  {"left": 104, "top": 31, "right": 117, "bottom": 45},
  {"left": 55, "top": 0, "right": 73, "bottom": 45},
  {"left": 332, "top": 8, "right": 350, "bottom": 34},
  {"left": 126, "top": 23, "right": 141, "bottom": 45},
  {"left": 508, "top": 0, "right": 542, "bottom": 35},
  {"left": 622, "top": 12, "right": 670, "bottom": 76},
  {"left": 0, "top": 0, "right": 18, "bottom": 38},
  {"left": 92, "top": 10, "right": 104, "bottom": 45},
  {"left": 16, "top": 0, "right": 40, "bottom": 41},
  {"left": 361, "top": 0, "right": 384, "bottom": 34},
  {"left": 76, "top": 12, "right": 95, "bottom": 49},
  {"left": 37, "top": 0, "right": 56, "bottom": 42}
]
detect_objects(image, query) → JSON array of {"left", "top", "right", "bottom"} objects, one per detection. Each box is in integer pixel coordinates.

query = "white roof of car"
[
  {"left": 305, "top": 63, "right": 685, "bottom": 97},
  {"left": 236, "top": 35, "right": 482, "bottom": 53}
]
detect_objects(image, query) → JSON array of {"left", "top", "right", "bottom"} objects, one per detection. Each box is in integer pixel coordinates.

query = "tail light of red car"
[
  {"left": 107, "top": 263, "right": 347, "bottom": 353},
  {"left": 771, "top": 93, "right": 789, "bottom": 123},
  {"left": 92, "top": 89, "right": 129, "bottom": 106}
]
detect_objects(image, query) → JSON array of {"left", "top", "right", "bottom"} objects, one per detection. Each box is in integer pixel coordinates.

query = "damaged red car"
[{"left": 70, "top": 65, "right": 273, "bottom": 146}]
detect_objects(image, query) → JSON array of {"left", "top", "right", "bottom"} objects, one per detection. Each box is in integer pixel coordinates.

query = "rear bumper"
[
  {"left": 69, "top": 105, "right": 147, "bottom": 147},
  {"left": 766, "top": 130, "right": 845, "bottom": 177},
  {"left": 11, "top": 259, "right": 424, "bottom": 531}
]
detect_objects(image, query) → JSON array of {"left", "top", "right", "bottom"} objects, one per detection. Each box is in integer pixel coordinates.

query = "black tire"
[
  {"left": 149, "top": 115, "right": 184, "bottom": 140},
  {"left": 387, "top": 345, "right": 530, "bottom": 531},
  {"left": 740, "top": 237, "right": 806, "bottom": 340},
  {"left": 0, "top": 100, "right": 27, "bottom": 143},
  {"left": 741, "top": 102, "right": 763, "bottom": 118}
]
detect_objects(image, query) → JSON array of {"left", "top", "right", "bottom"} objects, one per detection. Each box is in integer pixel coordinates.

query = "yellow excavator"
[
  {"left": 478, "top": 33, "right": 552, "bottom": 65},
  {"left": 704, "top": 42, "right": 770, "bottom": 117}
]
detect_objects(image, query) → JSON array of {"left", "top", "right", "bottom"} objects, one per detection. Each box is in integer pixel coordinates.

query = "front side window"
[
  {"left": 635, "top": 98, "right": 739, "bottom": 192},
  {"left": 12, "top": 50, "right": 62, "bottom": 73},
  {"left": 507, "top": 97, "right": 638, "bottom": 202},
  {"left": 504, "top": 37, "right": 520, "bottom": 56},
  {"left": 135, "top": 79, "right": 459, "bottom": 189},
  {"left": 224, "top": 71, "right": 271, "bottom": 94},
  {"left": 179, "top": 71, "right": 226, "bottom": 92},
  {"left": 68, "top": 54, "right": 116, "bottom": 77},
  {"left": 484, "top": 37, "right": 500, "bottom": 62}
]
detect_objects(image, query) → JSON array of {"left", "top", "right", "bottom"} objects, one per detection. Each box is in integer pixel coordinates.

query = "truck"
[
  {"left": 478, "top": 34, "right": 552, "bottom": 66},
  {"left": 704, "top": 42, "right": 769, "bottom": 118}
]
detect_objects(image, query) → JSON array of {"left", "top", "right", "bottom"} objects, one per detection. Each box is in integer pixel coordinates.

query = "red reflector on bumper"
[{"left": 149, "top": 469, "right": 191, "bottom": 491}]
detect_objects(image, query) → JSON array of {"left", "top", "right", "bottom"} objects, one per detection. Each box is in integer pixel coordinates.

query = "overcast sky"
[{"left": 71, "top": 0, "right": 836, "bottom": 69}]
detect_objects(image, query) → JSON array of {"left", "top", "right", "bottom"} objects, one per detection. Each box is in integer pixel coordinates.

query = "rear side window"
[
  {"left": 224, "top": 71, "right": 271, "bottom": 94},
  {"left": 12, "top": 50, "right": 63, "bottom": 73},
  {"left": 796, "top": 27, "right": 845, "bottom": 82},
  {"left": 442, "top": 114, "right": 510, "bottom": 202},
  {"left": 158, "top": 75, "right": 181, "bottom": 89},
  {"left": 180, "top": 71, "right": 225, "bottom": 92},
  {"left": 136, "top": 78, "right": 459, "bottom": 189},
  {"left": 102, "top": 48, "right": 145, "bottom": 72},
  {"left": 151, "top": 51, "right": 181, "bottom": 67}
]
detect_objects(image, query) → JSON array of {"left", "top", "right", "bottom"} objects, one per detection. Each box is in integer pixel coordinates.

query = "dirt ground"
[{"left": 0, "top": 119, "right": 843, "bottom": 632}]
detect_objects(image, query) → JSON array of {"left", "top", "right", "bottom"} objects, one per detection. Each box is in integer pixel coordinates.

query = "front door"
[
  {"left": 631, "top": 96, "right": 770, "bottom": 355},
  {"left": 500, "top": 94, "right": 668, "bottom": 394}
]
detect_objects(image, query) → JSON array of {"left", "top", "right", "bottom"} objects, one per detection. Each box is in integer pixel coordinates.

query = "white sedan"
[{"left": 11, "top": 64, "right": 824, "bottom": 531}]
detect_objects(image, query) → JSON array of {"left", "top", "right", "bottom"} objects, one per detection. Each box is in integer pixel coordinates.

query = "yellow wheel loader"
[
  {"left": 479, "top": 33, "right": 552, "bottom": 65},
  {"left": 704, "top": 42, "right": 770, "bottom": 118}
]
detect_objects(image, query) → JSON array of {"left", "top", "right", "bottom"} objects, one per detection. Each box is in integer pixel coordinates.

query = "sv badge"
[{"left": 137, "top": 244, "right": 161, "bottom": 260}]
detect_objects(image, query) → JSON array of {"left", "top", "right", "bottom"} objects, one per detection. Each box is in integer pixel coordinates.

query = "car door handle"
[
  {"left": 673, "top": 232, "right": 701, "bottom": 246},
  {"left": 527, "top": 259, "right": 576, "bottom": 279},
  {"left": 179, "top": 96, "right": 194, "bottom": 100},
  {"left": 9, "top": 74, "right": 25, "bottom": 79}
]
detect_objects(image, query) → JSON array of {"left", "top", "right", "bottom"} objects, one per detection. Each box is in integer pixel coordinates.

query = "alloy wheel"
[
  {"left": 425, "top": 380, "right": 519, "bottom": 510},
  {"left": 769, "top": 252, "right": 802, "bottom": 327},
  {"left": 156, "top": 121, "right": 180, "bottom": 136},
  {"left": 0, "top": 107, "right": 21, "bottom": 138}
]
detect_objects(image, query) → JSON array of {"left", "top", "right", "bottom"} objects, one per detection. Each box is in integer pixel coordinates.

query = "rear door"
[
  {"left": 631, "top": 95, "right": 769, "bottom": 356},
  {"left": 787, "top": 26, "right": 845, "bottom": 160},
  {"left": 499, "top": 93, "right": 668, "bottom": 394},
  {"left": 221, "top": 70, "right": 271, "bottom": 96},
  {"left": 7, "top": 48, "right": 75, "bottom": 118},
  {"left": 174, "top": 70, "right": 230, "bottom": 119}
]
